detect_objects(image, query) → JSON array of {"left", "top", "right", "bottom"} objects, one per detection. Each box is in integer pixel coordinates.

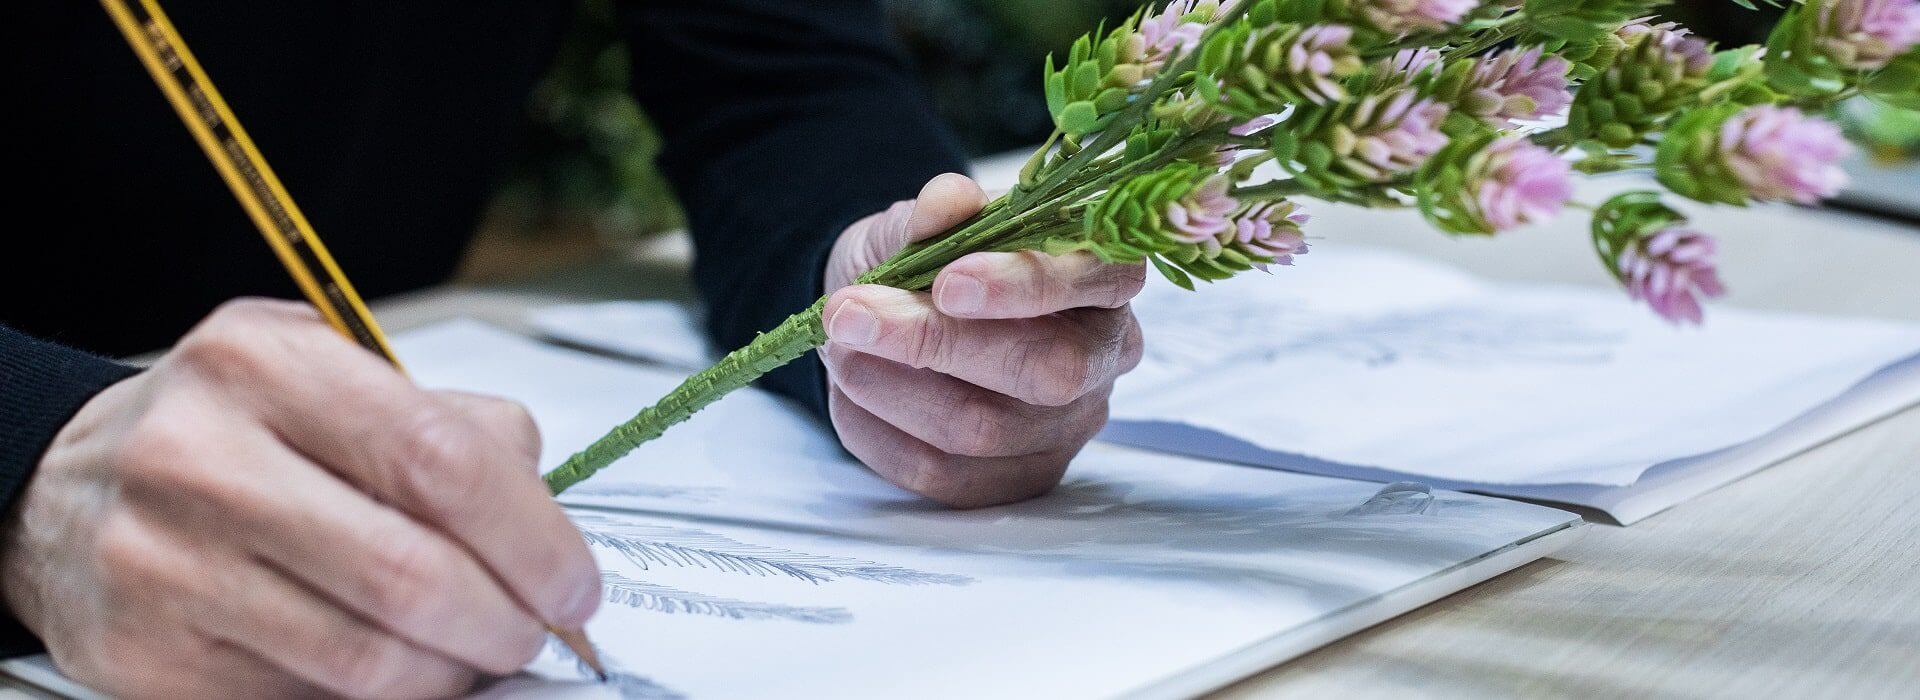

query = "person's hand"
[
  {"left": 0, "top": 300, "right": 601, "bottom": 698},
  {"left": 822, "top": 174, "right": 1146, "bottom": 508}
]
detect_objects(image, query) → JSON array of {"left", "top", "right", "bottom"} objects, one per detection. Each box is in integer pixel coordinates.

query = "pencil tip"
[{"left": 551, "top": 626, "right": 608, "bottom": 681}]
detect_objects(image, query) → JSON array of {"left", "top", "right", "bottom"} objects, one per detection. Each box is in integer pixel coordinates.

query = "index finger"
[
  {"left": 932, "top": 250, "right": 1146, "bottom": 319},
  {"left": 208, "top": 309, "right": 601, "bottom": 628}
]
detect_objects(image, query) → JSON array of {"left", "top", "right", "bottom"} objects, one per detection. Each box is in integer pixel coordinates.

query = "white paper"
[
  {"left": 530, "top": 300, "right": 712, "bottom": 370},
  {"left": 525, "top": 250, "right": 1920, "bottom": 522},
  {"left": 392, "top": 321, "right": 1581, "bottom": 699},
  {"left": 1104, "top": 246, "right": 1920, "bottom": 488}
]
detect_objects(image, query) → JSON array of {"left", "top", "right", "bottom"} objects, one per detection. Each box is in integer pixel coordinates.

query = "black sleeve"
[
  {"left": 1, "top": 326, "right": 139, "bottom": 657},
  {"left": 616, "top": 0, "right": 968, "bottom": 417}
]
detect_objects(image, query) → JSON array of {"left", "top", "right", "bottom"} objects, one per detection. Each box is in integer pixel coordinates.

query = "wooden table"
[{"left": 6, "top": 171, "right": 1916, "bottom": 698}]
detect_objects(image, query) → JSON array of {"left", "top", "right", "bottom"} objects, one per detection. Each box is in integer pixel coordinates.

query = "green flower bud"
[{"left": 1567, "top": 21, "right": 1715, "bottom": 148}]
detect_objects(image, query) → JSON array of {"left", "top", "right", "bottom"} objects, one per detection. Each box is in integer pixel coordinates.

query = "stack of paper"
[
  {"left": 1099, "top": 248, "right": 1920, "bottom": 523},
  {"left": 3, "top": 321, "right": 1582, "bottom": 699},
  {"left": 531, "top": 248, "right": 1920, "bottom": 524},
  {"left": 433, "top": 322, "right": 1580, "bottom": 698}
]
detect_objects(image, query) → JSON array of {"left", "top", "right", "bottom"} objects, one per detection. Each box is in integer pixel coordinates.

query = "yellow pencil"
[{"left": 97, "top": 0, "right": 605, "bottom": 681}]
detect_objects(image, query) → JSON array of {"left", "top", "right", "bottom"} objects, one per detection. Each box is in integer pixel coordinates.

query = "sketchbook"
[
  {"left": 529, "top": 247, "right": 1920, "bottom": 525},
  {"left": 3, "top": 321, "right": 1580, "bottom": 699}
]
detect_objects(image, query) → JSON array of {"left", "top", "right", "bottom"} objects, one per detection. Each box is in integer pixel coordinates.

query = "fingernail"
[
  {"left": 829, "top": 301, "right": 881, "bottom": 346},
  {"left": 558, "top": 574, "right": 601, "bottom": 627},
  {"left": 939, "top": 274, "right": 987, "bottom": 315}
]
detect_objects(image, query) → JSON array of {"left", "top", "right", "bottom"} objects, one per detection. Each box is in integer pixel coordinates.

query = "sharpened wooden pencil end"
[{"left": 552, "top": 626, "right": 607, "bottom": 681}]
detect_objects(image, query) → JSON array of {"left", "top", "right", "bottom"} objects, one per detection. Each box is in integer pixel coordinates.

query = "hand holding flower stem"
[{"left": 547, "top": 0, "right": 1911, "bottom": 495}]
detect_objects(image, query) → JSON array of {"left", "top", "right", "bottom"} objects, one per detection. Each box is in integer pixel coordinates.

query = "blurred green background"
[{"left": 480, "top": 0, "right": 1917, "bottom": 252}]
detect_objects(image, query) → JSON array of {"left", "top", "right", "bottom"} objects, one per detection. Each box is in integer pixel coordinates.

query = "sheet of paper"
[
  {"left": 530, "top": 301, "right": 711, "bottom": 371},
  {"left": 523, "top": 250, "right": 1920, "bottom": 522},
  {"left": 1104, "top": 247, "right": 1920, "bottom": 487},
  {"left": 392, "top": 321, "right": 1581, "bottom": 698}
]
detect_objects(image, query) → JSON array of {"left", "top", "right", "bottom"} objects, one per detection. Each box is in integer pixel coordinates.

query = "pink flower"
[
  {"left": 1138, "top": 0, "right": 1232, "bottom": 70},
  {"left": 1165, "top": 174, "right": 1239, "bottom": 242},
  {"left": 1229, "top": 115, "right": 1277, "bottom": 136},
  {"left": 1331, "top": 89, "right": 1451, "bottom": 180},
  {"left": 1471, "top": 136, "right": 1573, "bottom": 231},
  {"left": 1718, "top": 105, "right": 1853, "bottom": 204},
  {"left": 1360, "top": 0, "right": 1479, "bottom": 35},
  {"left": 1226, "top": 201, "right": 1311, "bottom": 268},
  {"left": 1379, "top": 47, "right": 1444, "bottom": 82},
  {"left": 1287, "top": 24, "right": 1361, "bottom": 104},
  {"left": 1210, "top": 115, "right": 1278, "bottom": 165},
  {"left": 1817, "top": 0, "right": 1920, "bottom": 69},
  {"left": 1616, "top": 15, "right": 1680, "bottom": 39},
  {"left": 1462, "top": 47, "right": 1574, "bottom": 125},
  {"left": 1620, "top": 18, "right": 1714, "bottom": 76},
  {"left": 1618, "top": 226, "right": 1726, "bottom": 325}
]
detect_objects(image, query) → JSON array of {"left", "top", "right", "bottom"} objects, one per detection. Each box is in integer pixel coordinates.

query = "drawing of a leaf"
[
  {"left": 601, "top": 572, "right": 852, "bottom": 624},
  {"left": 572, "top": 513, "right": 972, "bottom": 586}
]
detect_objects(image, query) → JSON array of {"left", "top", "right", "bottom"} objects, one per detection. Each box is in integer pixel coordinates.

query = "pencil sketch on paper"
[
  {"left": 600, "top": 571, "right": 853, "bottom": 624},
  {"left": 1139, "top": 302, "right": 1624, "bottom": 370},
  {"left": 572, "top": 513, "right": 974, "bottom": 586},
  {"left": 544, "top": 638, "right": 684, "bottom": 700}
]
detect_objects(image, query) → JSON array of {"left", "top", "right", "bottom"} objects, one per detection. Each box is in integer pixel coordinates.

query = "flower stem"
[
  {"left": 542, "top": 9, "right": 1254, "bottom": 494},
  {"left": 543, "top": 299, "right": 826, "bottom": 495}
]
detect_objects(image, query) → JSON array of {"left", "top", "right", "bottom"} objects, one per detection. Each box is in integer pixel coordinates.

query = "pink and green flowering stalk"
[
  {"left": 1327, "top": 89, "right": 1451, "bottom": 180},
  {"left": 1568, "top": 18, "right": 1713, "bottom": 147},
  {"left": 1619, "top": 226, "right": 1726, "bottom": 325},
  {"left": 1461, "top": 48, "right": 1574, "bottom": 125},
  {"left": 1225, "top": 201, "right": 1311, "bottom": 267},
  {"left": 1617, "top": 19, "right": 1714, "bottom": 74},
  {"left": 1138, "top": 0, "right": 1235, "bottom": 71},
  {"left": 1165, "top": 174, "right": 1241, "bottom": 241},
  {"left": 1380, "top": 47, "right": 1443, "bottom": 81},
  {"left": 1720, "top": 105, "right": 1854, "bottom": 204},
  {"left": 1359, "top": 0, "right": 1479, "bottom": 35},
  {"left": 1815, "top": 0, "right": 1920, "bottom": 69},
  {"left": 1471, "top": 136, "right": 1574, "bottom": 231},
  {"left": 1287, "top": 25, "right": 1363, "bottom": 104}
]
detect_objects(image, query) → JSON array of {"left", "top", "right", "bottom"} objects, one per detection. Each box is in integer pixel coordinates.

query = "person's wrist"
[
  {"left": 0, "top": 378, "right": 123, "bottom": 647},
  {"left": 1, "top": 477, "right": 47, "bottom": 644}
]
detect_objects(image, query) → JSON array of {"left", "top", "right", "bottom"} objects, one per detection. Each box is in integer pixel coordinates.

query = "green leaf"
[
  {"left": 1060, "top": 101, "right": 1101, "bottom": 134},
  {"left": 1150, "top": 255, "right": 1196, "bottom": 290}
]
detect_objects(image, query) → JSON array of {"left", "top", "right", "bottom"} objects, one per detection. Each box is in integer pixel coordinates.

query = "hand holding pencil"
[
  {"left": 0, "top": 0, "right": 603, "bottom": 693},
  {"left": 2, "top": 301, "right": 603, "bottom": 696}
]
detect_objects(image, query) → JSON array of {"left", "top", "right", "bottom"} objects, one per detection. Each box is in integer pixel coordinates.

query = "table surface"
[{"left": 7, "top": 170, "right": 1918, "bottom": 698}]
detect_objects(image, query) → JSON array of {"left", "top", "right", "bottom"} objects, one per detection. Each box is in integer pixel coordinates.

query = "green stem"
[
  {"left": 544, "top": 10, "right": 1256, "bottom": 494},
  {"left": 545, "top": 299, "right": 827, "bottom": 495}
]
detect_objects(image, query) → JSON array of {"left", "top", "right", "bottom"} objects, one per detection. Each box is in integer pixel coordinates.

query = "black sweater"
[{"left": 1, "top": 0, "right": 964, "bottom": 655}]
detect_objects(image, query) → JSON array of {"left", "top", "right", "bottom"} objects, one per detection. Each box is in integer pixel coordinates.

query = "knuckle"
[
  {"left": 393, "top": 407, "right": 486, "bottom": 513},
  {"left": 326, "top": 634, "right": 414, "bottom": 698},
  {"left": 1103, "top": 268, "right": 1147, "bottom": 307},
  {"left": 363, "top": 533, "right": 449, "bottom": 631},
  {"left": 902, "top": 456, "right": 974, "bottom": 507},
  {"left": 1029, "top": 340, "right": 1094, "bottom": 407},
  {"left": 905, "top": 317, "right": 953, "bottom": 371},
  {"left": 115, "top": 415, "right": 201, "bottom": 486},
  {"left": 94, "top": 517, "right": 163, "bottom": 592},
  {"left": 941, "top": 396, "right": 1012, "bottom": 458},
  {"left": 490, "top": 400, "right": 542, "bottom": 462}
]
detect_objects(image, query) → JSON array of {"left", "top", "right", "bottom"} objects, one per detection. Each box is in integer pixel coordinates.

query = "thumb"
[
  {"left": 833, "top": 173, "right": 992, "bottom": 290},
  {"left": 904, "top": 173, "right": 990, "bottom": 245}
]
